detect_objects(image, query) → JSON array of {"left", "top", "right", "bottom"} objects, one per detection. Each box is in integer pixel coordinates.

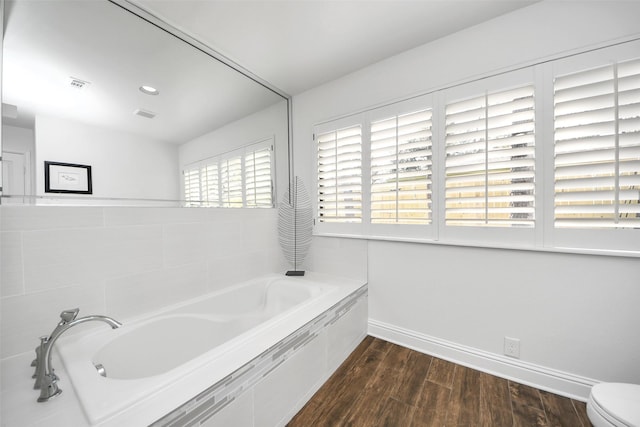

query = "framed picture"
[{"left": 44, "top": 161, "right": 93, "bottom": 194}]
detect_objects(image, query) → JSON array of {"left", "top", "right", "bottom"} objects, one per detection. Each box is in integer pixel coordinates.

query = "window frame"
[
  {"left": 366, "top": 95, "right": 437, "bottom": 240},
  {"left": 438, "top": 67, "right": 540, "bottom": 247},
  {"left": 545, "top": 41, "right": 640, "bottom": 252},
  {"left": 311, "top": 39, "right": 640, "bottom": 256},
  {"left": 314, "top": 114, "right": 366, "bottom": 236},
  {"left": 182, "top": 137, "right": 275, "bottom": 209},
  {"left": 244, "top": 142, "right": 276, "bottom": 208}
]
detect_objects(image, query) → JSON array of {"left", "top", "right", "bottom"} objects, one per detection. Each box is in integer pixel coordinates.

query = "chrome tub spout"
[{"left": 32, "top": 308, "right": 122, "bottom": 402}]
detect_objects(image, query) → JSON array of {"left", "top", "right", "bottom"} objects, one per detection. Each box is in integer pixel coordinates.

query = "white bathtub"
[{"left": 56, "top": 273, "right": 364, "bottom": 426}]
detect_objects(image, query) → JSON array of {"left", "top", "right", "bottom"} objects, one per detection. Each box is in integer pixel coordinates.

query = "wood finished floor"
[{"left": 288, "top": 336, "right": 592, "bottom": 427}]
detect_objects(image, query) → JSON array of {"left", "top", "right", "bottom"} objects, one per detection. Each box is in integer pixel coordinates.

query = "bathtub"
[{"left": 56, "top": 273, "right": 366, "bottom": 426}]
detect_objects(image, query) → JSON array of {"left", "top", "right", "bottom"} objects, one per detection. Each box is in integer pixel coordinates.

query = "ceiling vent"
[
  {"left": 133, "top": 108, "right": 156, "bottom": 119},
  {"left": 68, "top": 77, "right": 90, "bottom": 90}
]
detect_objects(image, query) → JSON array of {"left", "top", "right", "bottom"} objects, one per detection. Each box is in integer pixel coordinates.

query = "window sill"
[{"left": 312, "top": 231, "right": 640, "bottom": 259}]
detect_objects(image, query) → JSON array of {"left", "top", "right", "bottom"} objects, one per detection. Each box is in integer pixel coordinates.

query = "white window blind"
[
  {"left": 317, "top": 125, "right": 362, "bottom": 223},
  {"left": 245, "top": 146, "right": 273, "bottom": 208},
  {"left": 184, "top": 139, "right": 274, "bottom": 209},
  {"left": 201, "top": 163, "right": 220, "bottom": 207},
  {"left": 221, "top": 157, "right": 243, "bottom": 208},
  {"left": 554, "top": 58, "right": 640, "bottom": 228},
  {"left": 184, "top": 163, "right": 220, "bottom": 207},
  {"left": 445, "top": 85, "right": 536, "bottom": 227},
  {"left": 183, "top": 167, "right": 201, "bottom": 207},
  {"left": 370, "top": 109, "right": 433, "bottom": 224}
]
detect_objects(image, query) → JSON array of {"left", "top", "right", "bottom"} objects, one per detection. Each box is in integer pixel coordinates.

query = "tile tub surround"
[
  {"left": 152, "top": 284, "right": 368, "bottom": 427},
  {"left": 0, "top": 279, "right": 368, "bottom": 427},
  {"left": 0, "top": 205, "right": 287, "bottom": 360}
]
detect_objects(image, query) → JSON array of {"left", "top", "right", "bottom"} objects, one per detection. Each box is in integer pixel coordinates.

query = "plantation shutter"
[
  {"left": 245, "top": 145, "right": 273, "bottom": 208},
  {"left": 554, "top": 58, "right": 640, "bottom": 228},
  {"left": 619, "top": 59, "right": 640, "bottom": 224},
  {"left": 317, "top": 125, "right": 362, "bottom": 223},
  {"left": 221, "top": 156, "right": 243, "bottom": 208},
  {"left": 445, "top": 85, "right": 536, "bottom": 227},
  {"left": 201, "top": 163, "right": 220, "bottom": 207},
  {"left": 370, "top": 109, "right": 433, "bottom": 224},
  {"left": 183, "top": 167, "right": 201, "bottom": 206}
]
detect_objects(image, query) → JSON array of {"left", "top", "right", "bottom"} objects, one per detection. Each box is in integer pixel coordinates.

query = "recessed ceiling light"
[{"left": 139, "top": 85, "right": 159, "bottom": 95}]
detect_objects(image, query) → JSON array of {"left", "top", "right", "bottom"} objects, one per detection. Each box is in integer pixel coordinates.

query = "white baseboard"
[{"left": 368, "top": 319, "right": 596, "bottom": 401}]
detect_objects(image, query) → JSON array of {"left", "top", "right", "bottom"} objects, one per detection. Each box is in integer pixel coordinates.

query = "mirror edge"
[{"left": 1, "top": 0, "right": 4, "bottom": 201}]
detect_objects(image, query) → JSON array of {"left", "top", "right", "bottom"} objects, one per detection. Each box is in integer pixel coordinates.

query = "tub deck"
[{"left": 55, "top": 273, "right": 366, "bottom": 426}]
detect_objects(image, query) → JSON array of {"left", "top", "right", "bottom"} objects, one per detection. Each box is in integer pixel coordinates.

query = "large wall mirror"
[{"left": 1, "top": 0, "right": 290, "bottom": 207}]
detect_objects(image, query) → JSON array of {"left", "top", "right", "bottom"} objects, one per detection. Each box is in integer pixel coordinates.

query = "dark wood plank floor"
[{"left": 288, "top": 336, "right": 592, "bottom": 427}]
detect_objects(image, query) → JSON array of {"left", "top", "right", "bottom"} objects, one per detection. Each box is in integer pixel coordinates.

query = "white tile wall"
[
  {"left": 208, "top": 218, "right": 245, "bottom": 259},
  {"left": 1, "top": 231, "right": 24, "bottom": 297},
  {"left": 22, "top": 227, "right": 109, "bottom": 291},
  {"left": 105, "top": 262, "right": 209, "bottom": 320},
  {"left": 1, "top": 283, "right": 106, "bottom": 359},
  {"left": 163, "top": 222, "right": 209, "bottom": 268},
  {"left": 253, "top": 332, "right": 328, "bottom": 427},
  {"left": 0, "top": 206, "right": 287, "bottom": 359},
  {"left": 1, "top": 206, "right": 104, "bottom": 231},
  {"left": 101, "top": 225, "right": 164, "bottom": 278},
  {"left": 306, "top": 236, "right": 368, "bottom": 282},
  {"left": 103, "top": 206, "right": 209, "bottom": 227},
  {"left": 326, "top": 292, "right": 369, "bottom": 373},
  {"left": 199, "top": 391, "right": 254, "bottom": 427}
]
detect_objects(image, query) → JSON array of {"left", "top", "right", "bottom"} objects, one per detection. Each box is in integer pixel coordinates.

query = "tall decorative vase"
[{"left": 278, "top": 176, "right": 313, "bottom": 276}]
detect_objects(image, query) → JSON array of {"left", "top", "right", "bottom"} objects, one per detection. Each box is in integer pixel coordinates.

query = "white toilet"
[{"left": 587, "top": 383, "right": 640, "bottom": 427}]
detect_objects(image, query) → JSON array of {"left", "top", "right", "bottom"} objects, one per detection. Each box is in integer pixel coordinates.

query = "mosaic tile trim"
[{"left": 151, "top": 284, "right": 368, "bottom": 427}]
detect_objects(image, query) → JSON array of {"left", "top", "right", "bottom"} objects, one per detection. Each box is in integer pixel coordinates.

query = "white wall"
[
  {"left": 296, "top": 1, "right": 640, "bottom": 398},
  {"left": 0, "top": 206, "right": 286, "bottom": 360},
  {"left": 2, "top": 124, "right": 34, "bottom": 154},
  {"left": 35, "top": 115, "right": 180, "bottom": 200},
  {"left": 179, "top": 100, "right": 289, "bottom": 201},
  {"left": 368, "top": 242, "right": 640, "bottom": 392}
]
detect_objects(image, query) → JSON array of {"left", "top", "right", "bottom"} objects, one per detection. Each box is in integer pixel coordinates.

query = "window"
[
  {"left": 316, "top": 125, "right": 363, "bottom": 223},
  {"left": 220, "top": 156, "right": 243, "bottom": 208},
  {"left": 245, "top": 146, "right": 274, "bottom": 208},
  {"left": 554, "top": 59, "right": 640, "bottom": 228},
  {"left": 183, "top": 139, "right": 274, "bottom": 208},
  {"left": 444, "top": 85, "right": 536, "bottom": 227},
  {"left": 183, "top": 167, "right": 202, "bottom": 207},
  {"left": 370, "top": 109, "right": 433, "bottom": 224},
  {"left": 311, "top": 40, "right": 640, "bottom": 254},
  {"left": 201, "top": 163, "right": 221, "bottom": 207}
]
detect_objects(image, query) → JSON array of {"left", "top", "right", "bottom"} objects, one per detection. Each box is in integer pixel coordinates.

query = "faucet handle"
[
  {"left": 32, "top": 336, "right": 49, "bottom": 386},
  {"left": 31, "top": 335, "right": 47, "bottom": 371},
  {"left": 59, "top": 308, "right": 80, "bottom": 323}
]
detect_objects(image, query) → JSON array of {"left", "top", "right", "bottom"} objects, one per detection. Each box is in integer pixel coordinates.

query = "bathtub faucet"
[{"left": 31, "top": 308, "right": 122, "bottom": 402}]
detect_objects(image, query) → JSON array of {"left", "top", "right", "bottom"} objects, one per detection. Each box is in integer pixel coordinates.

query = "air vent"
[
  {"left": 133, "top": 108, "right": 156, "bottom": 119},
  {"left": 68, "top": 77, "right": 90, "bottom": 90}
]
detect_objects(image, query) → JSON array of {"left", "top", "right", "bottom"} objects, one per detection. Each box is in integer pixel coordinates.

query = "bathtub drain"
[{"left": 94, "top": 363, "right": 107, "bottom": 378}]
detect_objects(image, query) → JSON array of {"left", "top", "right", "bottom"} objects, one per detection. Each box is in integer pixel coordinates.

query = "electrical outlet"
[{"left": 504, "top": 337, "right": 520, "bottom": 358}]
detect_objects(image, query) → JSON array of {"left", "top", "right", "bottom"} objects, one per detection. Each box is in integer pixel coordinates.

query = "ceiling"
[
  {"left": 2, "top": 0, "right": 284, "bottom": 144},
  {"left": 2, "top": 0, "right": 538, "bottom": 145},
  {"left": 134, "top": 0, "right": 539, "bottom": 96}
]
